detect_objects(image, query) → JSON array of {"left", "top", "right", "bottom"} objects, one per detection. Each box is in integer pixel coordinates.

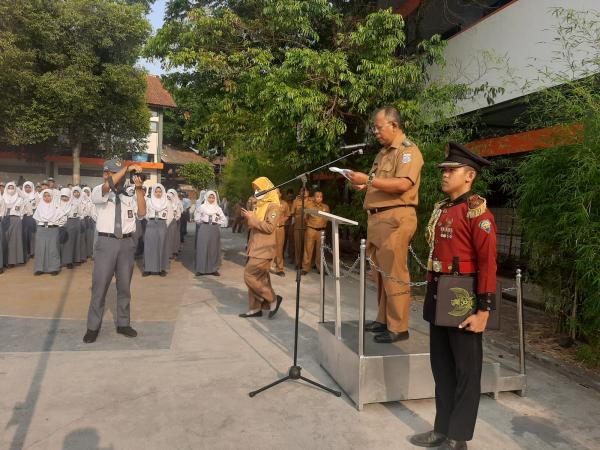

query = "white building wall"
[{"left": 428, "top": 0, "right": 599, "bottom": 115}]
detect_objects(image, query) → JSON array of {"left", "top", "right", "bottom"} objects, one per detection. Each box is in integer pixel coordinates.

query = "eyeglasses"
[{"left": 370, "top": 121, "right": 393, "bottom": 134}]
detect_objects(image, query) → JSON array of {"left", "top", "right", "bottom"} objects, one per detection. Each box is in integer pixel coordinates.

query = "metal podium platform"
[{"left": 318, "top": 238, "right": 527, "bottom": 411}]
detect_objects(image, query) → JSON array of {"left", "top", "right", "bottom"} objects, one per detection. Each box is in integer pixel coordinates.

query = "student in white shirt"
[
  {"left": 33, "top": 189, "right": 67, "bottom": 275},
  {"left": 194, "top": 190, "right": 225, "bottom": 276},
  {"left": 83, "top": 160, "right": 145, "bottom": 344},
  {"left": 2, "top": 181, "right": 25, "bottom": 267},
  {"left": 143, "top": 183, "right": 172, "bottom": 277}
]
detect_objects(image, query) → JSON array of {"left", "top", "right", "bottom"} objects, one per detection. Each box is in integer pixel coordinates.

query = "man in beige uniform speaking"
[{"left": 347, "top": 107, "right": 424, "bottom": 343}]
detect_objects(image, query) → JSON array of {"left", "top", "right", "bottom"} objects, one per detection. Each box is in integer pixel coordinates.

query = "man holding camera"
[{"left": 83, "top": 159, "right": 146, "bottom": 344}]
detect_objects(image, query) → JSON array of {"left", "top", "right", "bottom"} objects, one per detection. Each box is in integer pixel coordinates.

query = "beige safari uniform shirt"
[{"left": 363, "top": 135, "right": 424, "bottom": 209}]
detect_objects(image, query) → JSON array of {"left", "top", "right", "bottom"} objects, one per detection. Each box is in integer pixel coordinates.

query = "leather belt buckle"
[{"left": 432, "top": 260, "right": 442, "bottom": 273}]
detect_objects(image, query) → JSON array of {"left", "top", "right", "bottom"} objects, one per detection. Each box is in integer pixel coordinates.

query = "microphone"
[
  {"left": 340, "top": 143, "right": 368, "bottom": 151},
  {"left": 254, "top": 189, "right": 270, "bottom": 198}
]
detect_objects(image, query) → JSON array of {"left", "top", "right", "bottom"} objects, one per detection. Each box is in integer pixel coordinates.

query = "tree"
[
  {"left": 178, "top": 161, "right": 215, "bottom": 190},
  {"left": 0, "top": 0, "right": 151, "bottom": 184},
  {"left": 146, "top": 1, "right": 477, "bottom": 160}
]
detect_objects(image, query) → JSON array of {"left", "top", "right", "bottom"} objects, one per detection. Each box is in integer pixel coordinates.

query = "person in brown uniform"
[
  {"left": 302, "top": 191, "right": 330, "bottom": 275},
  {"left": 348, "top": 106, "right": 424, "bottom": 343},
  {"left": 239, "top": 177, "right": 284, "bottom": 319},
  {"left": 231, "top": 200, "right": 244, "bottom": 233},
  {"left": 273, "top": 189, "right": 290, "bottom": 276},
  {"left": 284, "top": 189, "right": 295, "bottom": 262},
  {"left": 290, "top": 188, "right": 313, "bottom": 268}
]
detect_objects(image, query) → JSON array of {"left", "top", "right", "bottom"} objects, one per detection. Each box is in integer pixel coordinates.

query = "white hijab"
[
  {"left": 200, "top": 190, "right": 221, "bottom": 215},
  {"left": 21, "top": 181, "right": 36, "bottom": 202},
  {"left": 81, "top": 186, "right": 92, "bottom": 204},
  {"left": 58, "top": 187, "right": 72, "bottom": 214},
  {"left": 2, "top": 182, "right": 23, "bottom": 209},
  {"left": 33, "top": 189, "right": 61, "bottom": 222},
  {"left": 167, "top": 189, "right": 181, "bottom": 208},
  {"left": 71, "top": 186, "right": 82, "bottom": 207},
  {"left": 149, "top": 183, "right": 168, "bottom": 212}
]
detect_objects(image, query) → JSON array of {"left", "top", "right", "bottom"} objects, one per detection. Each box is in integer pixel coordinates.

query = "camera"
[{"left": 130, "top": 172, "right": 147, "bottom": 183}]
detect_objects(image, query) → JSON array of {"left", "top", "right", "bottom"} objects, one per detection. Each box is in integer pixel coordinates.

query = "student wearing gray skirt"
[
  {"left": 143, "top": 183, "right": 172, "bottom": 277},
  {"left": 58, "top": 188, "right": 82, "bottom": 269},
  {"left": 194, "top": 190, "right": 225, "bottom": 276},
  {"left": 2, "top": 182, "right": 25, "bottom": 267},
  {"left": 33, "top": 189, "right": 67, "bottom": 275}
]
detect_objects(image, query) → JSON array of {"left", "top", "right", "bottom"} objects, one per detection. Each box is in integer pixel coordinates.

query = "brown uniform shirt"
[
  {"left": 363, "top": 135, "right": 424, "bottom": 209},
  {"left": 277, "top": 201, "right": 290, "bottom": 227},
  {"left": 305, "top": 203, "right": 330, "bottom": 229},
  {"left": 246, "top": 203, "right": 280, "bottom": 259},
  {"left": 291, "top": 196, "right": 314, "bottom": 228}
]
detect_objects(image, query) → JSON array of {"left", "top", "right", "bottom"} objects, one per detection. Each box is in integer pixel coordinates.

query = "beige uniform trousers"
[
  {"left": 274, "top": 225, "right": 286, "bottom": 272},
  {"left": 245, "top": 257, "right": 276, "bottom": 310},
  {"left": 302, "top": 227, "right": 323, "bottom": 273},
  {"left": 366, "top": 207, "right": 417, "bottom": 333}
]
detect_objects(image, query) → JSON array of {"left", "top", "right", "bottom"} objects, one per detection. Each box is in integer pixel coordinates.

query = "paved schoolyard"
[{"left": 0, "top": 229, "right": 598, "bottom": 449}]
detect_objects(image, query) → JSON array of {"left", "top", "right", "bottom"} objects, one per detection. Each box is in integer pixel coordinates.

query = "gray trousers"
[{"left": 86, "top": 235, "right": 136, "bottom": 330}]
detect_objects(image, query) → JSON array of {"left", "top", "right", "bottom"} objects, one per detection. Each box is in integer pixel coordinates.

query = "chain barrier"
[
  {"left": 321, "top": 243, "right": 520, "bottom": 294},
  {"left": 409, "top": 244, "right": 429, "bottom": 272},
  {"left": 322, "top": 244, "right": 427, "bottom": 287}
]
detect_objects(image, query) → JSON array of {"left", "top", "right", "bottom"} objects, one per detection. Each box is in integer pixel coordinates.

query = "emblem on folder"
[{"left": 448, "top": 288, "right": 476, "bottom": 317}]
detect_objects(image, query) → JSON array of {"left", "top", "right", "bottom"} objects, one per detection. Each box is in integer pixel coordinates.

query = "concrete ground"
[{"left": 0, "top": 228, "right": 598, "bottom": 450}]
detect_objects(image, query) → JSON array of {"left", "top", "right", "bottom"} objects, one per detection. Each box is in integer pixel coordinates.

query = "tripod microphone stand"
[{"left": 248, "top": 147, "right": 365, "bottom": 398}]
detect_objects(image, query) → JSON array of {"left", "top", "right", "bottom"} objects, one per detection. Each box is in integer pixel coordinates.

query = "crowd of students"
[{"left": 0, "top": 178, "right": 226, "bottom": 277}]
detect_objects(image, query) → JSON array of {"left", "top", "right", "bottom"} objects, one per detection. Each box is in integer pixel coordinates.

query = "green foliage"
[
  {"left": 506, "top": 8, "right": 600, "bottom": 352},
  {"left": 178, "top": 161, "right": 216, "bottom": 190},
  {"left": 0, "top": 0, "right": 151, "bottom": 162}
]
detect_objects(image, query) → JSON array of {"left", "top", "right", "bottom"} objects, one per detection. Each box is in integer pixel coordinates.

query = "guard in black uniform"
[{"left": 410, "top": 143, "right": 497, "bottom": 450}]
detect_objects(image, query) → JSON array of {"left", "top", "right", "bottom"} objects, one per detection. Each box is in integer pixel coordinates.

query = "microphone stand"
[{"left": 248, "top": 147, "right": 363, "bottom": 399}]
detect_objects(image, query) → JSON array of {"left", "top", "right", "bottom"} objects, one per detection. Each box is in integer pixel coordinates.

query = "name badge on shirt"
[
  {"left": 15, "top": 206, "right": 20, "bottom": 211},
  {"left": 127, "top": 209, "right": 133, "bottom": 219},
  {"left": 161, "top": 212, "right": 167, "bottom": 219}
]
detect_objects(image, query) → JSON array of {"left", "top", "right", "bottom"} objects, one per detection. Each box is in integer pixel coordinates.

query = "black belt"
[
  {"left": 367, "top": 204, "right": 415, "bottom": 215},
  {"left": 98, "top": 232, "right": 133, "bottom": 239},
  {"left": 201, "top": 222, "right": 220, "bottom": 225},
  {"left": 308, "top": 226, "right": 326, "bottom": 231},
  {"left": 150, "top": 218, "right": 166, "bottom": 221},
  {"left": 37, "top": 223, "right": 58, "bottom": 228}
]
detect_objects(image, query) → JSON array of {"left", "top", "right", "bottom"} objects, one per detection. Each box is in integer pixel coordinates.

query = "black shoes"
[
  {"left": 83, "top": 329, "right": 99, "bottom": 344},
  {"left": 364, "top": 321, "right": 387, "bottom": 333},
  {"left": 142, "top": 271, "right": 150, "bottom": 277},
  {"left": 268, "top": 295, "right": 283, "bottom": 319},
  {"left": 239, "top": 310, "right": 263, "bottom": 318},
  {"left": 374, "top": 330, "right": 409, "bottom": 343},
  {"left": 276, "top": 271, "right": 285, "bottom": 277},
  {"left": 51, "top": 271, "right": 59, "bottom": 276},
  {"left": 439, "top": 439, "right": 467, "bottom": 450},
  {"left": 212, "top": 271, "right": 220, "bottom": 276},
  {"left": 301, "top": 271, "right": 308, "bottom": 275},
  {"left": 159, "top": 271, "right": 167, "bottom": 277},
  {"left": 117, "top": 326, "right": 138, "bottom": 338},
  {"left": 66, "top": 263, "right": 74, "bottom": 269},
  {"left": 34, "top": 271, "right": 43, "bottom": 276},
  {"left": 409, "top": 431, "right": 447, "bottom": 448}
]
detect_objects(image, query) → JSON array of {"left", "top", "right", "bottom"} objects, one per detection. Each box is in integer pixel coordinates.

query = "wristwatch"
[{"left": 367, "top": 173, "right": 375, "bottom": 187}]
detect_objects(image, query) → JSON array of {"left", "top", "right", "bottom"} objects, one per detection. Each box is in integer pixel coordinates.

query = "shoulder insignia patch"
[
  {"left": 479, "top": 219, "right": 491, "bottom": 234},
  {"left": 467, "top": 195, "right": 487, "bottom": 219},
  {"left": 402, "top": 152, "right": 412, "bottom": 164}
]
